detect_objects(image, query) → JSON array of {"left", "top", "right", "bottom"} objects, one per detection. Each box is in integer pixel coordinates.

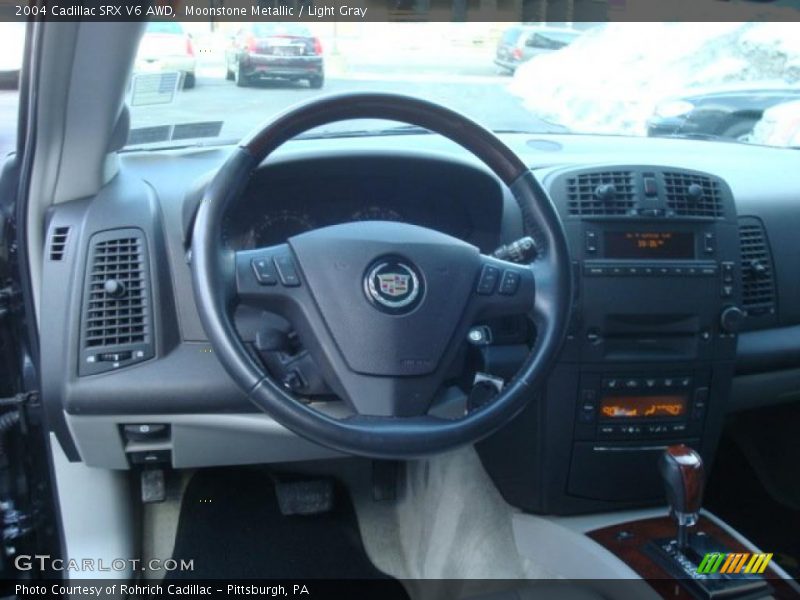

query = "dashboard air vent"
[
  {"left": 738, "top": 218, "right": 776, "bottom": 316},
  {"left": 49, "top": 226, "right": 70, "bottom": 261},
  {"left": 566, "top": 171, "right": 636, "bottom": 216},
  {"left": 663, "top": 172, "right": 723, "bottom": 218},
  {"left": 82, "top": 230, "right": 150, "bottom": 351}
]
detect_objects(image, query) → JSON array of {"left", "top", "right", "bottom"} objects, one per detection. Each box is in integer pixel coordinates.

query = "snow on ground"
[{"left": 509, "top": 23, "right": 800, "bottom": 137}]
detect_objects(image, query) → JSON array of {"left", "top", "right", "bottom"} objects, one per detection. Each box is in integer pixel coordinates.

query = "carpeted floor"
[{"left": 167, "top": 467, "right": 408, "bottom": 591}]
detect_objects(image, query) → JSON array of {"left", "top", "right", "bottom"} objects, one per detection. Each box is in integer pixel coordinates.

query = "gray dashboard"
[{"left": 40, "top": 132, "right": 800, "bottom": 467}]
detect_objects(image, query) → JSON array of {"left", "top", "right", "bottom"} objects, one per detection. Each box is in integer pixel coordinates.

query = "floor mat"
[
  {"left": 706, "top": 435, "right": 800, "bottom": 580},
  {"left": 168, "top": 467, "right": 406, "bottom": 585}
]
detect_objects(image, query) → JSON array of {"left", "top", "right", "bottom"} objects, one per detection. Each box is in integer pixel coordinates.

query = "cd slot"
[
  {"left": 602, "top": 334, "right": 698, "bottom": 360},
  {"left": 605, "top": 313, "right": 698, "bottom": 334},
  {"left": 600, "top": 315, "right": 700, "bottom": 359}
]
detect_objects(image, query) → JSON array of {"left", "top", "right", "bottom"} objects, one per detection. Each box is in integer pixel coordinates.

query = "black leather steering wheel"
[{"left": 191, "top": 92, "right": 571, "bottom": 459}]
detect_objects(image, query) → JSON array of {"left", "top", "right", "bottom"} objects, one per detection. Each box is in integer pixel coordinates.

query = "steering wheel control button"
[
  {"left": 476, "top": 265, "right": 500, "bottom": 295},
  {"left": 364, "top": 257, "right": 423, "bottom": 313},
  {"left": 499, "top": 270, "right": 521, "bottom": 295},
  {"left": 251, "top": 257, "right": 277, "bottom": 285},
  {"left": 273, "top": 254, "right": 301, "bottom": 287}
]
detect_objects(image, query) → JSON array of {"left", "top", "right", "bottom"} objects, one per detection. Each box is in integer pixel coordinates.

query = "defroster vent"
[
  {"left": 566, "top": 171, "right": 636, "bottom": 216},
  {"left": 79, "top": 229, "right": 154, "bottom": 375},
  {"left": 738, "top": 217, "right": 776, "bottom": 318},
  {"left": 49, "top": 227, "right": 70, "bottom": 261}
]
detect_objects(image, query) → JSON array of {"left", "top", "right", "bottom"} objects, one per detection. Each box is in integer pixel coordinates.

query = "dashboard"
[{"left": 38, "top": 132, "right": 800, "bottom": 516}]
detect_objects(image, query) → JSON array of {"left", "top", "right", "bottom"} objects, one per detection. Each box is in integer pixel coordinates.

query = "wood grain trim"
[{"left": 587, "top": 516, "right": 797, "bottom": 599}]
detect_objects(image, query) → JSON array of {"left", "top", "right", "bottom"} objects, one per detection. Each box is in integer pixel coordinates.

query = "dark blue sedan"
[{"left": 647, "top": 81, "right": 800, "bottom": 141}]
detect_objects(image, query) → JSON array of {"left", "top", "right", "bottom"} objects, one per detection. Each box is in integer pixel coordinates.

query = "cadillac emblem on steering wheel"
[{"left": 364, "top": 258, "right": 423, "bottom": 313}]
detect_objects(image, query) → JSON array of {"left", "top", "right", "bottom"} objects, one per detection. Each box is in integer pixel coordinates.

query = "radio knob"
[{"left": 720, "top": 306, "right": 745, "bottom": 333}]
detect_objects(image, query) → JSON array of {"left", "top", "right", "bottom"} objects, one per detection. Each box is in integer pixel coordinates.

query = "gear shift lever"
[
  {"left": 658, "top": 444, "right": 705, "bottom": 550},
  {"left": 649, "top": 446, "right": 773, "bottom": 599}
]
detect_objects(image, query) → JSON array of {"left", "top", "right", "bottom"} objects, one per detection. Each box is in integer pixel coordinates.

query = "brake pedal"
[
  {"left": 141, "top": 468, "right": 166, "bottom": 503},
  {"left": 275, "top": 479, "right": 334, "bottom": 516},
  {"left": 372, "top": 460, "right": 402, "bottom": 502}
]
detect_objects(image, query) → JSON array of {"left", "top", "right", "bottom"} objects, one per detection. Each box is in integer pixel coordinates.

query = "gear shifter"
[
  {"left": 658, "top": 444, "right": 705, "bottom": 550},
  {"left": 648, "top": 445, "right": 774, "bottom": 599}
]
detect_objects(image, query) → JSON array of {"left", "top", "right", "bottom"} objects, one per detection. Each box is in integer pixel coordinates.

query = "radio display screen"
[
  {"left": 604, "top": 231, "right": 694, "bottom": 259},
  {"left": 599, "top": 395, "right": 688, "bottom": 420}
]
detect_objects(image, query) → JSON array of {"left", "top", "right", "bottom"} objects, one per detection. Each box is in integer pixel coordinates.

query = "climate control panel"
[{"left": 574, "top": 371, "right": 709, "bottom": 443}]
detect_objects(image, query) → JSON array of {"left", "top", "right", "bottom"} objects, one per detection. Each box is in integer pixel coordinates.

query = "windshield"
[
  {"left": 127, "top": 21, "right": 800, "bottom": 150},
  {"left": 146, "top": 22, "right": 185, "bottom": 35},
  {"left": 249, "top": 23, "right": 313, "bottom": 37}
]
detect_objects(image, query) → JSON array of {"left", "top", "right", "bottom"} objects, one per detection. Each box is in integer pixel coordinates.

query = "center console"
[
  {"left": 479, "top": 165, "right": 743, "bottom": 514},
  {"left": 509, "top": 445, "right": 798, "bottom": 598},
  {"left": 585, "top": 445, "right": 797, "bottom": 599}
]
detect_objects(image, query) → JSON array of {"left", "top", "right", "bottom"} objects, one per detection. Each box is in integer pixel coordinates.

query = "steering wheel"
[{"left": 191, "top": 93, "right": 571, "bottom": 459}]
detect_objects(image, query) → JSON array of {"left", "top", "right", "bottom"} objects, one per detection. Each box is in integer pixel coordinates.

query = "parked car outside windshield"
[
  {"left": 494, "top": 25, "right": 581, "bottom": 74},
  {"left": 647, "top": 82, "right": 800, "bottom": 142},
  {"left": 125, "top": 22, "right": 800, "bottom": 151},
  {"left": 225, "top": 22, "right": 324, "bottom": 89},
  {"left": 135, "top": 21, "right": 197, "bottom": 89}
]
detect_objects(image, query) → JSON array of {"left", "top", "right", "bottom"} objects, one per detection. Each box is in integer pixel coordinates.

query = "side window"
[
  {"left": 528, "top": 34, "right": 550, "bottom": 49},
  {"left": 0, "top": 22, "right": 26, "bottom": 158},
  {"left": 528, "top": 32, "right": 573, "bottom": 50}
]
